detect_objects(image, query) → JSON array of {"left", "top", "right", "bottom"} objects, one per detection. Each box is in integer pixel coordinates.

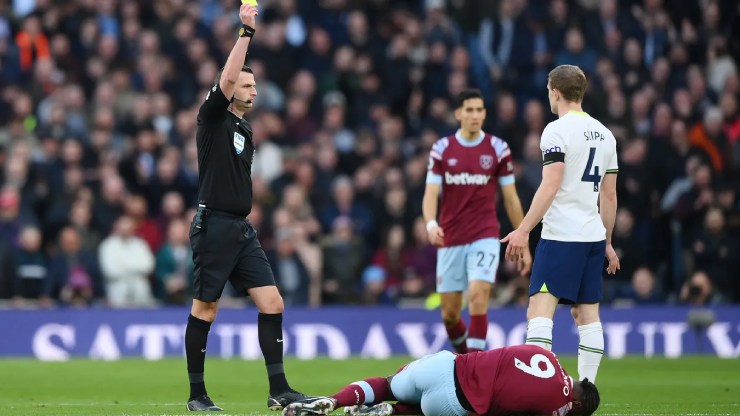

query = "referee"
[{"left": 184, "top": 4, "right": 308, "bottom": 412}]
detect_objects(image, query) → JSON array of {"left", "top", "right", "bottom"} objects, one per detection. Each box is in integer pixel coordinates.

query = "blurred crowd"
[{"left": 0, "top": 0, "right": 738, "bottom": 309}]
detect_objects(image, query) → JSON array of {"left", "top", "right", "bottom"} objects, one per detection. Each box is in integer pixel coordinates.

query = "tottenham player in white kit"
[{"left": 502, "top": 65, "right": 620, "bottom": 384}]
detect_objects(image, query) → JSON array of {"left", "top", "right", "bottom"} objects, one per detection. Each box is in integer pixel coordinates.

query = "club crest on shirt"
[
  {"left": 233, "top": 132, "right": 245, "bottom": 154},
  {"left": 480, "top": 154, "right": 494, "bottom": 169}
]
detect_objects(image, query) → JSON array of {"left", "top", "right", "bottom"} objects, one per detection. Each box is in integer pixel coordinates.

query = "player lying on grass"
[{"left": 283, "top": 344, "right": 599, "bottom": 416}]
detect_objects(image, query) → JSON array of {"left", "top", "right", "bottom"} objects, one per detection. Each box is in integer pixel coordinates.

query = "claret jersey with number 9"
[
  {"left": 454, "top": 344, "right": 574, "bottom": 416},
  {"left": 539, "top": 111, "right": 618, "bottom": 242}
]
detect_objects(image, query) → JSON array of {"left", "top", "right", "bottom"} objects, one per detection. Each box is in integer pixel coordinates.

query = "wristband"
[
  {"left": 239, "top": 24, "right": 255, "bottom": 38},
  {"left": 426, "top": 220, "right": 438, "bottom": 232}
]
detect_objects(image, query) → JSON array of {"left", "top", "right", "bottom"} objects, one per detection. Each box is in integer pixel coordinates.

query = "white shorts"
[{"left": 436, "top": 238, "right": 501, "bottom": 293}]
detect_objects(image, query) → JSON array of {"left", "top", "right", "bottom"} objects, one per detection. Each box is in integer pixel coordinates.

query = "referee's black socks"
[
  {"left": 258, "top": 312, "right": 290, "bottom": 394},
  {"left": 186, "top": 314, "right": 212, "bottom": 399}
]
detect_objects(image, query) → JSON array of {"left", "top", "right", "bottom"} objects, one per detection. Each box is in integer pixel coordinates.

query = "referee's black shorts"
[{"left": 189, "top": 209, "right": 275, "bottom": 302}]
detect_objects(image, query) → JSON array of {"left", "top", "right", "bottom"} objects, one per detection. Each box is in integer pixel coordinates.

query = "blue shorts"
[
  {"left": 436, "top": 238, "right": 501, "bottom": 293},
  {"left": 529, "top": 239, "right": 606, "bottom": 304},
  {"left": 389, "top": 351, "right": 468, "bottom": 416}
]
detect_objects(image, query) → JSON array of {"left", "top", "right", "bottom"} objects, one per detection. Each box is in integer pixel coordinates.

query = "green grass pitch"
[{"left": 0, "top": 356, "right": 738, "bottom": 415}]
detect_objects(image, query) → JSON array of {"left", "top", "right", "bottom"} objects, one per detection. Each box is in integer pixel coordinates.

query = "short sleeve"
[
  {"left": 493, "top": 137, "right": 515, "bottom": 186},
  {"left": 198, "top": 82, "right": 230, "bottom": 124},
  {"left": 426, "top": 139, "right": 446, "bottom": 185},
  {"left": 540, "top": 124, "right": 566, "bottom": 165},
  {"left": 605, "top": 137, "right": 619, "bottom": 174}
]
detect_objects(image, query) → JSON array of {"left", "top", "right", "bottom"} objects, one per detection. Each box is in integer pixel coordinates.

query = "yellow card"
[{"left": 241, "top": 0, "right": 258, "bottom": 6}]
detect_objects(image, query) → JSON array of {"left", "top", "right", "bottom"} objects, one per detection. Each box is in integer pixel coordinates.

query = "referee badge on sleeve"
[{"left": 233, "top": 132, "right": 245, "bottom": 154}]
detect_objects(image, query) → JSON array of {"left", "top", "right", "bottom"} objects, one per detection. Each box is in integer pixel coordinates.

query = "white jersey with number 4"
[{"left": 540, "top": 111, "right": 618, "bottom": 242}]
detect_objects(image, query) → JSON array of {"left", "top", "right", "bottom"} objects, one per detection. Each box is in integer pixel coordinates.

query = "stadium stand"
[{"left": 0, "top": 0, "right": 738, "bottom": 308}]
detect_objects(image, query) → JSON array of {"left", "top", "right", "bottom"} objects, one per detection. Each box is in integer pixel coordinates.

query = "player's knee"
[
  {"left": 260, "top": 294, "right": 284, "bottom": 314},
  {"left": 525, "top": 301, "right": 540, "bottom": 320},
  {"left": 467, "top": 290, "right": 489, "bottom": 310},
  {"left": 573, "top": 305, "right": 599, "bottom": 325},
  {"left": 191, "top": 302, "right": 218, "bottom": 322},
  {"left": 440, "top": 308, "right": 461, "bottom": 327},
  {"left": 571, "top": 306, "right": 580, "bottom": 321}
]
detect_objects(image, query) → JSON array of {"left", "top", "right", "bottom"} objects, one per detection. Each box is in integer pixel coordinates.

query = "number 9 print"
[{"left": 515, "top": 354, "right": 556, "bottom": 379}]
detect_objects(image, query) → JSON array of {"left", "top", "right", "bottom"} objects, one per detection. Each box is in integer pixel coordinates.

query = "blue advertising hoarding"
[{"left": 0, "top": 307, "right": 738, "bottom": 360}]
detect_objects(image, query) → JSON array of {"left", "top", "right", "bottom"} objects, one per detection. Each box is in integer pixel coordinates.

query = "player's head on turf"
[
  {"left": 569, "top": 378, "right": 600, "bottom": 416},
  {"left": 546, "top": 64, "right": 587, "bottom": 115},
  {"left": 216, "top": 64, "right": 256, "bottom": 112},
  {"left": 454, "top": 88, "right": 486, "bottom": 138}
]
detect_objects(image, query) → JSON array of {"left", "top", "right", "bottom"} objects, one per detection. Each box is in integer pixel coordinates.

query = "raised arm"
[
  {"left": 198, "top": 5, "right": 258, "bottom": 123},
  {"left": 219, "top": 5, "right": 257, "bottom": 100}
]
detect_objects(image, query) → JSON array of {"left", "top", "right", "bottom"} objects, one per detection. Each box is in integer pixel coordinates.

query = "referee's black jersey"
[{"left": 194, "top": 82, "right": 255, "bottom": 217}]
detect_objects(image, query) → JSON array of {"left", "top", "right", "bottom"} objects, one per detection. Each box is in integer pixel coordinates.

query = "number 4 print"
[{"left": 582, "top": 147, "right": 601, "bottom": 192}]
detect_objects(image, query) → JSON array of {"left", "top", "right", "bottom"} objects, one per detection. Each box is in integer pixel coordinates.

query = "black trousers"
[{"left": 190, "top": 210, "right": 275, "bottom": 301}]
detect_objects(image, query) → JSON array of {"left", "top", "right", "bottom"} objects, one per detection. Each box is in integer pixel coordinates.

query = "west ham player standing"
[
  {"left": 422, "top": 89, "right": 531, "bottom": 353},
  {"left": 283, "top": 344, "right": 600, "bottom": 416},
  {"left": 502, "top": 65, "right": 620, "bottom": 383}
]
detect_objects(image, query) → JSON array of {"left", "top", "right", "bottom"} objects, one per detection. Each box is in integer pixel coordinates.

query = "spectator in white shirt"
[{"left": 98, "top": 215, "right": 155, "bottom": 307}]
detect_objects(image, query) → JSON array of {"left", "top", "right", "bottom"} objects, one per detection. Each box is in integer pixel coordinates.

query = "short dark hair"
[
  {"left": 548, "top": 65, "right": 587, "bottom": 103},
  {"left": 455, "top": 89, "right": 484, "bottom": 109},
  {"left": 570, "top": 378, "right": 600, "bottom": 416},
  {"left": 215, "top": 65, "right": 254, "bottom": 84}
]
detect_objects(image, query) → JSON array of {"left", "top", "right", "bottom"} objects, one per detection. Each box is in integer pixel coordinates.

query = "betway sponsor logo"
[{"left": 445, "top": 172, "right": 491, "bottom": 185}]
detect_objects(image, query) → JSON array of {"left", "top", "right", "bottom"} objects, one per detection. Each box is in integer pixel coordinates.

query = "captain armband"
[{"left": 543, "top": 152, "right": 565, "bottom": 165}]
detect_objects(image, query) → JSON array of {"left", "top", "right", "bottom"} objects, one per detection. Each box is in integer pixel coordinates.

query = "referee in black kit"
[{"left": 184, "top": 3, "right": 309, "bottom": 412}]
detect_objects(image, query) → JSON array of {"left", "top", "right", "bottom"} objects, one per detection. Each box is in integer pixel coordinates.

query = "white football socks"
[
  {"left": 525, "top": 317, "right": 554, "bottom": 351},
  {"left": 577, "top": 322, "right": 604, "bottom": 382}
]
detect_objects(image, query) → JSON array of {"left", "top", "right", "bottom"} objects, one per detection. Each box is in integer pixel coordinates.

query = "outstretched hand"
[{"left": 501, "top": 228, "right": 529, "bottom": 263}]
